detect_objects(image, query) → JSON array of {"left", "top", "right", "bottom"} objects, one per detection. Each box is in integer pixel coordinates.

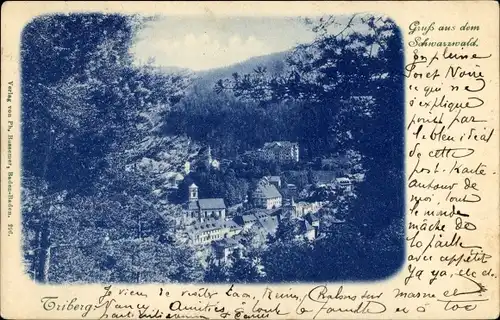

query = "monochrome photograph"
[{"left": 21, "top": 13, "right": 405, "bottom": 283}]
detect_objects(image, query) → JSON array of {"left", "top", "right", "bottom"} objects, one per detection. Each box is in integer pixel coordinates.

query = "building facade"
[
  {"left": 335, "top": 177, "right": 352, "bottom": 193},
  {"left": 187, "top": 219, "right": 242, "bottom": 245},
  {"left": 282, "top": 198, "right": 324, "bottom": 219},
  {"left": 263, "top": 141, "right": 299, "bottom": 163},
  {"left": 247, "top": 141, "right": 299, "bottom": 164},
  {"left": 252, "top": 178, "right": 282, "bottom": 209},
  {"left": 212, "top": 237, "right": 243, "bottom": 264}
]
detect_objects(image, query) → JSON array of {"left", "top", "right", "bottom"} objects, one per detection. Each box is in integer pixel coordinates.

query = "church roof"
[{"left": 198, "top": 198, "right": 226, "bottom": 210}]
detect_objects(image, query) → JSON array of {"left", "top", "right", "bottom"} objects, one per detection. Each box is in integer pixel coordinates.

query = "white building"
[
  {"left": 282, "top": 198, "right": 325, "bottom": 219},
  {"left": 335, "top": 177, "right": 352, "bottom": 192},
  {"left": 187, "top": 219, "right": 242, "bottom": 245},
  {"left": 262, "top": 141, "right": 299, "bottom": 163},
  {"left": 248, "top": 141, "right": 299, "bottom": 164}
]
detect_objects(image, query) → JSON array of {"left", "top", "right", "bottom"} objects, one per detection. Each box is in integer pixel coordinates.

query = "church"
[{"left": 184, "top": 183, "right": 227, "bottom": 224}]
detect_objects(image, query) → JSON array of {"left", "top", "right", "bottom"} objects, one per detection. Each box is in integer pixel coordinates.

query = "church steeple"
[{"left": 189, "top": 183, "right": 198, "bottom": 201}]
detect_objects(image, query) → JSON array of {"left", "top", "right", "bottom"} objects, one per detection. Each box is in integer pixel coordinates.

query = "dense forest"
[{"left": 21, "top": 13, "right": 405, "bottom": 283}]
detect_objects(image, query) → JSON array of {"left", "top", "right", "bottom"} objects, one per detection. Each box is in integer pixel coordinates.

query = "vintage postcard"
[{"left": 1, "top": 1, "right": 499, "bottom": 319}]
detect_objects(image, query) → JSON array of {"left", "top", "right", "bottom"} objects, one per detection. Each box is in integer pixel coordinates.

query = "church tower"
[{"left": 189, "top": 183, "right": 198, "bottom": 202}]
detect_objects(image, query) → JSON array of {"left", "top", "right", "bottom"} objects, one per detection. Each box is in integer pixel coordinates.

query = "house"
[
  {"left": 253, "top": 215, "right": 279, "bottom": 236},
  {"left": 252, "top": 178, "right": 282, "bottom": 209},
  {"left": 282, "top": 198, "right": 324, "bottom": 219},
  {"left": 266, "top": 176, "right": 282, "bottom": 189},
  {"left": 234, "top": 213, "right": 260, "bottom": 229},
  {"left": 187, "top": 219, "right": 242, "bottom": 245},
  {"left": 261, "top": 149, "right": 276, "bottom": 162},
  {"left": 246, "top": 141, "right": 299, "bottom": 164},
  {"left": 165, "top": 172, "right": 184, "bottom": 189},
  {"left": 262, "top": 141, "right": 299, "bottom": 163},
  {"left": 234, "top": 208, "right": 274, "bottom": 228},
  {"left": 335, "top": 177, "right": 352, "bottom": 192},
  {"left": 185, "top": 183, "right": 226, "bottom": 223},
  {"left": 212, "top": 237, "right": 244, "bottom": 264}
]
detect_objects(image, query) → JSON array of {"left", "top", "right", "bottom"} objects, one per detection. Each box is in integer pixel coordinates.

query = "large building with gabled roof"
[{"left": 252, "top": 177, "right": 283, "bottom": 209}]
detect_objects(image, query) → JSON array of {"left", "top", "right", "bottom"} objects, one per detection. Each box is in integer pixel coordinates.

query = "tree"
[
  {"left": 204, "top": 255, "right": 230, "bottom": 282},
  {"left": 261, "top": 240, "right": 315, "bottom": 281},
  {"left": 21, "top": 13, "right": 201, "bottom": 283},
  {"left": 272, "top": 215, "right": 302, "bottom": 242},
  {"left": 226, "top": 249, "right": 263, "bottom": 283},
  {"left": 22, "top": 14, "right": 136, "bottom": 193}
]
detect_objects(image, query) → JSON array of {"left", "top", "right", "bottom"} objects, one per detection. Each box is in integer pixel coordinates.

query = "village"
[{"left": 158, "top": 140, "right": 361, "bottom": 266}]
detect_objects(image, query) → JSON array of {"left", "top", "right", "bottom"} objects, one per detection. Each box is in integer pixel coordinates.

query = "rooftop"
[
  {"left": 257, "top": 215, "right": 279, "bottom": 234},
  {"left": 254, "top": 182, "right": 281, "bottom": 199},
  {"left": 336, "top": 177, "right": 351, "bottom": 184},
  {"left": 212, "top": 237, "right": 242, "bottom": 249},
  {"left": 239, "top": 214, "right": 259, "bottom": 224},
  {"left": 198, "top": 198, "right": 226, "bottom": 210},
  {"left": 188, "top": 218, "right": 240, "bottom": 232},
  {"left": 263, "top": 141, "right": 298, "bottom": 149}
]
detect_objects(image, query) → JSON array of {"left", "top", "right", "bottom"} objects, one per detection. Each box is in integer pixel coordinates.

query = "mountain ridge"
[{"left": 151, "top": 50, "right": 291, "bottom": 87}]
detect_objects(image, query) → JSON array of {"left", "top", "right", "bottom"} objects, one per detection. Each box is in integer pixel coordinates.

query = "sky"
[{"left": 129, "top": 16, "right": 316, "bottom": 71}]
